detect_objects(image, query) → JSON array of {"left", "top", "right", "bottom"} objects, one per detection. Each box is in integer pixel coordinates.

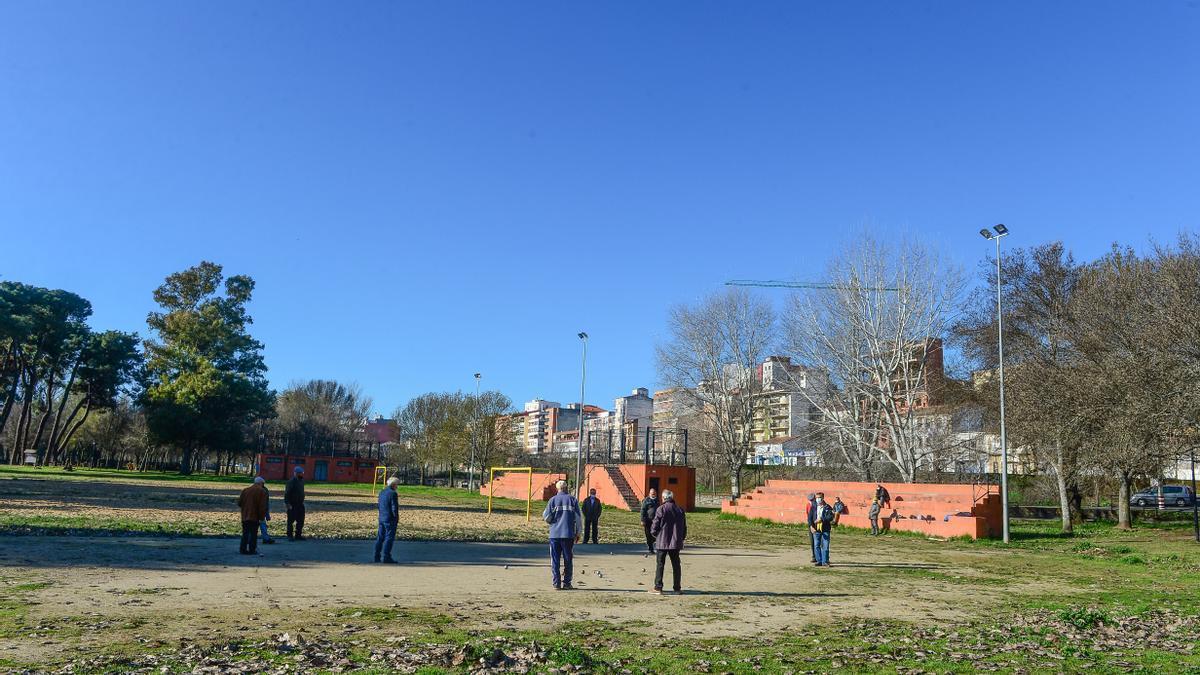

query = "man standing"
[
  {"left": 375, "top": 477, "right": 400, "bottom": 564},
  {"left": 649, "top": 489, "right": 687, "bottom": 595},
  {"left": 237, "top": 477, "right": 269, "bottom": 555},
  {"left": 868, "top": 497, "right": 881, "bottom": 536},
  {"left": 805, "top": 493, "right": 818, "bottom": 563},
  {"left": 812, "top": 492, "right": 835, "bottom": 567},
  {"left": 284, "top": 466, "right": 306, "bottom": 541},
  {"left": 541, "top": 480, "right": 581, "bottom": 590},
  {"left": 258, "top": 481, "right": 276, "bottom": 545},
  {"left": 581, "top": 488, "right": 602, "bottom": 544},
  {"left": 639, "top": 488, "right": 660, "bottom": 554}
]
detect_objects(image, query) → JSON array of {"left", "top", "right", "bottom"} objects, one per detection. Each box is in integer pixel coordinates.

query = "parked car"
[{"left": 1130, "top": 485, "right": 1195, "bottom": 508}]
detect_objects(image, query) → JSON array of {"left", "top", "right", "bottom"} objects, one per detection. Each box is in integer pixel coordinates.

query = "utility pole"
[
  {"left": 469, "top": 373, "right": 481, "bottom": 491},
  {"left": 576, "top": 332, "right": 588, "bottom": 499}
]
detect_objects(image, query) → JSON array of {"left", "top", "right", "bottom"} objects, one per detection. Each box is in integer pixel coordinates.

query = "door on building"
[
  {"left": 314, "top": 460, "right": 329, "bottom": 481},
  {"left": 649, "top": 477, "right": 661, "bottom": 494}
]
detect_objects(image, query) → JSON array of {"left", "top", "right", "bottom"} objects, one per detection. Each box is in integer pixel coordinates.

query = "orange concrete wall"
[
  {"left": 722, "top": 479, "right": 1000, "bottom": 539},
  {"left": 581, "top": 464, "right": 696, "bottom": 511},
  {"left": 481, "top": 472, "right": 566, "bottom": 501}
]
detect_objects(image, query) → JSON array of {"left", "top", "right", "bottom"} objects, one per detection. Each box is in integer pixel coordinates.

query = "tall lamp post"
[
  {"left": 980, "top": 224, "right": 1011, "bottom": 543},
  {"left": 1191, "top": 446, "right": 1198, "bottom": 543},
  {"left": 469, "top": 373, "right": 481, "bottom": 492},
  {"left": 576, "top": 332, "right": 589, "bottom": 498}
]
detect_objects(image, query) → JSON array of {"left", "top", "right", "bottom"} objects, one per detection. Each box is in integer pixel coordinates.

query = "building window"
[
  {"left": 336, "top": 461, "right": 353, "bottom": 467},
  {"left": 265, "top": 457, "right": 283, "bottom": 464}
]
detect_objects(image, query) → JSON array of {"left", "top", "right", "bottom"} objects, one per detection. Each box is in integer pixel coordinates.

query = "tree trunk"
[
  {"left": 1053, "top": 459, "right": 1074, "bottom": 535},
  {"left": 1117, "top": 473, "right": 1132, "bottom": 529},
  {"left": 179, "top": 445, "right": 194, "bottom": 475},
  {"left": 729, "top": 461, "right": 742, "bottom": 498}
]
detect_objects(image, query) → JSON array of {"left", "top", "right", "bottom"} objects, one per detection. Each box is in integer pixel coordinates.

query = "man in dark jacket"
[
  {"left": 580, "top": 489, "right": 602, "bottom": 544},
  {"left": 284, "top": 466, "right": 306, "bottom": 541},
  {"left": 237, "top": 477, "right": 269, "bottom": 555},
  {"left": 812, "top": 492, "right": 835, "bottom": 566},
  {"left": 639, "top": 489, "right": 660, "bottom": 554},
  {"left": 805, "top": 493, "right": 818, "bottom": 563},
  {"left": 375, "top": 477, "right": 400, "bottom": 563},
  {"left": 875, "top": 484, "right": 891, "bottom": 509},
  {"left": 649, "top": 490, "right": 687, "bottom": 594}
]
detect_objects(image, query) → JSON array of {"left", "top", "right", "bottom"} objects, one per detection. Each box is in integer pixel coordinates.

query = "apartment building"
[
  {"left": 498, "top": 399, "right": 608, "bottom": 455},
  {"left": 584, "top": 387, "right": 654, "bottom": 455}
]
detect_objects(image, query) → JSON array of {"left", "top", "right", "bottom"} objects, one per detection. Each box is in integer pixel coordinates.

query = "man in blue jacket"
[
  {"left": 374, "top": 477, "right": 400, "bottom": 564},
  {"left": 541, "top": 480, "right": 581, "bottom": 590}
]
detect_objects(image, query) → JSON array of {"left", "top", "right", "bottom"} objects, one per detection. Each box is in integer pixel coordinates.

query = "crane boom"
[{"left": 724, "top": 279, "right": 900, "bottom": 292}]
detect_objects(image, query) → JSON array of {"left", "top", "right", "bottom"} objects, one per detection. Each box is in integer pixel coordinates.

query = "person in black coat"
[
  {"left": 639, "top": 489, "right": 661, "bottom": 554},
  {"left": 580, "top": 488, "right": 603, "bottom": 544}
]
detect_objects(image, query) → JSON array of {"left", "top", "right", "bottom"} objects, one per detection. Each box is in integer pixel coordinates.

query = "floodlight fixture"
[
  {"left": 994, "top": 223, "right": 1009, "bottom": 235},
  {"left": 578, "top": 332, "right": 588, "bottom": 340},
  {"left": 979, "top": 229, "right": 994, "bottom": 240}
]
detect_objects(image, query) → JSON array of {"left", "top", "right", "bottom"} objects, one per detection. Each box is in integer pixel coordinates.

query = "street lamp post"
[
  {"left": 576, "top": 332, "right": 589, "bottom": 498},
  {"left": 469, "top": 373, "right": 481, "bottom": 492},
  {"left": 980, "top": 224, "right": 1011, "bottom": 544},
  {"left": 1191, "top": 446, "right": 1198, "bottom": 543}
]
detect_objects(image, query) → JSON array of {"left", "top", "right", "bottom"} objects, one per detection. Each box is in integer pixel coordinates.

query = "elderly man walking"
[
  {"left": 541, "top": 480, "right": 581, "bottom": 590},
  {"left": 639, "top": 488, "right": 660, "bottom": 554},
  {"left": 375, "top": 477, "right": 400, "bottom": 564},
  {"left": 284, "top": 466, "right": 306, "bottom": 541},
  {"left": 237, "top": 477, "right": 269, "bottom": 555},
  {"left": 649, "top": 489, "right": 687, "bottom": 595}
]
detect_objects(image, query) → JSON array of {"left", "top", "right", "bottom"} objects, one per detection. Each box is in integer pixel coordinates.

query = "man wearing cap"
[
  {"left": 374, "top": 477, "right": 400, "bottom": 564},
  {"left": 284, "top": 466, "right": 306, "bottom": 541},
  {"left": 237, "top": 477, "right": 269, "bottom": 555}
]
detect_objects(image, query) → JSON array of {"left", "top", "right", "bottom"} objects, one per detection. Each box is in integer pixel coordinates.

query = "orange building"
[{"left": 580, "top": 463, "right": 696, "bottom": 512}]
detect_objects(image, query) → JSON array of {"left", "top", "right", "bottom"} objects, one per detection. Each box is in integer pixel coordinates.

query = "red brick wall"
[
  {"left": 255, "top": 454, "right": 378, "bottom": 483},
  {"left": 721, "top": 479, "right": 1001, "bottom": 539}
]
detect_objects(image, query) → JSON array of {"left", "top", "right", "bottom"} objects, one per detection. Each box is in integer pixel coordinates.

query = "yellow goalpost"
[
  {"left": 372, "top": 466, "right": 390, "bottom": 492},
  {"left": 487, "top": 466, "right": 534, "bottom": 523}
]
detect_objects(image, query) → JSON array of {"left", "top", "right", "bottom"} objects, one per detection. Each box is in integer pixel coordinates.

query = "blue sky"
[{"left": 2, "top": 2, "right": 1197, "bottom": 415}]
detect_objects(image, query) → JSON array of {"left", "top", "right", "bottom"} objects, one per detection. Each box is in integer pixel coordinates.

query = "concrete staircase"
[{"left": 603, "top": 466, "right": 642, "bottom": 510}]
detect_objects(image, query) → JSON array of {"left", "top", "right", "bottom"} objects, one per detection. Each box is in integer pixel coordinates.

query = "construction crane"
[{"left": 725, "top": 279, "right": 900, "bottom": 292}]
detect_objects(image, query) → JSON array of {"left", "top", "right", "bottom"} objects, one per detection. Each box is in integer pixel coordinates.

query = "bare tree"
[
  {"left": 466, "top": 390, "right": 516, "bottom": 489},
  {"left": 275, "top": 379, "right": 373, "bottom": 450},
  {"left": 657, "top": 288, "right": 776, "bottom": 497},
  {"left": 786, "top": 234, "right": 964, "bottom": 482},
  {"left": 956, "top": 242, "right": 1088, "bottom": 533},
  {"left": 1072, "top": 245, "right": 1193, "bottom": 529}
]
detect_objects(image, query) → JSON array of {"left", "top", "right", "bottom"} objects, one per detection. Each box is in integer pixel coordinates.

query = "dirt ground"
[
  {"left": 0, "top": 472, "right": 1057, "bottom": 668},
  {"left": 0, "top": 534, "right": 996, "bottom": 663}
]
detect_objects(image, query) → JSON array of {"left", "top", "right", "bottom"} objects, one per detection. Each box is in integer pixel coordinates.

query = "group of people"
[
  {"left": 543, "top": 481, "right": 687, "bottom": 594},
  {"left": 234, "top": 466, "right": 308, "bottom": 555},
  {"left": 235, "top": 469, "right": 405, "bottom": 564}
]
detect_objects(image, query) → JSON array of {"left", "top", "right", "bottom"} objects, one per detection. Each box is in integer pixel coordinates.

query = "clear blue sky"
[{"left": 2, "top": 2, "right": 1197, "bottom": 416}]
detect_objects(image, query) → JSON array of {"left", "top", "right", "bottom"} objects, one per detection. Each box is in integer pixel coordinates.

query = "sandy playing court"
[{"left": 0, "top": 533, "right": 1010, "bottom": 664}]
